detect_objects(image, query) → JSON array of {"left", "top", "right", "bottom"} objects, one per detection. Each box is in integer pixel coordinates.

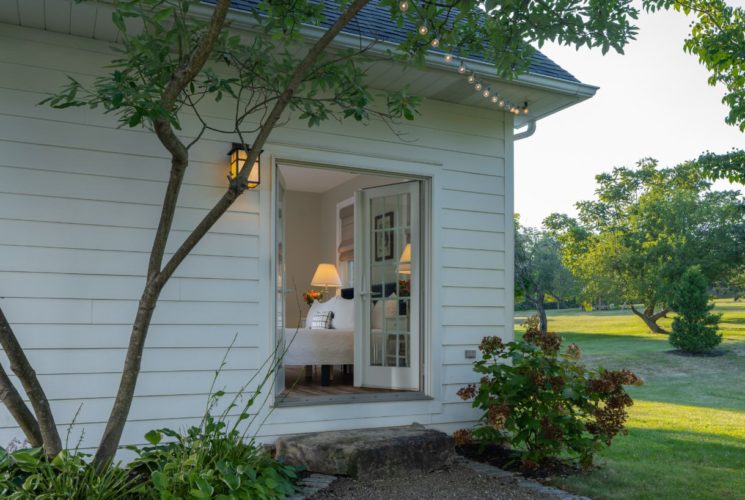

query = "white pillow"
[
  {"left": 331, "top": 297, "right": 355, "bottom": 331},
  {"left": 372, "top": 293, "right": 397, "bottom": 330},
  {"left": 310, "top": 311, "right": 334, "bottom": 329},
  {"left": 305, "top": 298, "right": 333, "bottom": 329}
]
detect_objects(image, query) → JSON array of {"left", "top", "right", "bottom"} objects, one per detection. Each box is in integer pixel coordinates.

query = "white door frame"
[{"left": 270, "top": 158, "right": 433, "bottom": 402}]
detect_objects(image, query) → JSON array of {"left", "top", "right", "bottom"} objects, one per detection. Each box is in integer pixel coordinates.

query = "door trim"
[{"left": 270, "top": 157, "right": 433, "bottom": 406}]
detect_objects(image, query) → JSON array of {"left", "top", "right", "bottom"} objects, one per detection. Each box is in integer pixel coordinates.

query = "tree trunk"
[
  {"left": 630, "top": 304, "right": 669, "bottom": 333},
  {"left": 0, "top": 306, "right": 61, "bottom": 457},
  {"left": 0, "top": 363, "right": 42, "bottom": 448},
  {"left": 92, "top": 0, "right": 374, "bottom": 468},
  {"left": 533, "top": 293, "right": 548, "bottom": 333}
]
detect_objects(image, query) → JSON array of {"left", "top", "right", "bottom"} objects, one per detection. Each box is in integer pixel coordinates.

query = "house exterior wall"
[{"left": 0, "top": 24, "right": 514, "bottom": 450}]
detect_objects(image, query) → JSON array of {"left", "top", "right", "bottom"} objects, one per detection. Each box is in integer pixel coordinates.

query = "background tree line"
[{"left": 516, "top": 151, "right": 745, "bottom": 334}]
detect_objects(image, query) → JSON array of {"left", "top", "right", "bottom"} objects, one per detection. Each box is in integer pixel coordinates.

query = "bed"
[{"left": 283, "top": 327, "right": 354, "bottom": 366}]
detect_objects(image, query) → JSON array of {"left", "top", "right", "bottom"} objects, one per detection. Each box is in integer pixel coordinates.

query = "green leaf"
[{"left": 145, "top": 429, "right": 162, "bottom": 445}]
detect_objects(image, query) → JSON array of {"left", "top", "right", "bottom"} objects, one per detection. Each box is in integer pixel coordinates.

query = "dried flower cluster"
[
  {"left": 523, "top": 328, "right": 562, "bottom": 355},
  {"left": 452, "top": 429, "right": 473, "bottom": 446},
  {"left": 479, "top": 336, "right": 504, "bottom": 356}
]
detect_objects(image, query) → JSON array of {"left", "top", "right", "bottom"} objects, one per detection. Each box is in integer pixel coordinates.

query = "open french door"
[
  {"left": 354, "top": 181, "right": 421, "bottom": 391},
  {"left": 274, "top": 168, "right": 287, "bottom": 398}
]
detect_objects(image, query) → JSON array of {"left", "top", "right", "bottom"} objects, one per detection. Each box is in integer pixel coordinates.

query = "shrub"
[
  {"left": 457, "top": 316, "right": 642, "bottom": 469},
  {"left": 129, "top": 346, "right": 301, "bottom": 500},
  {"left": 129, "top": 411, "right": 299, "bottom": 499},
  {"left": 669, "top": 266, "right": 722, "bottom": 353},
  {"left": 0, "top": 447, "right": 137, "bottom": 499}
]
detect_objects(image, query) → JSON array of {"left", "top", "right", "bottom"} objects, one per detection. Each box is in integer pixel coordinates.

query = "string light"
[{"left": 401, "top": 9, "right": 529, "bottom": 117}]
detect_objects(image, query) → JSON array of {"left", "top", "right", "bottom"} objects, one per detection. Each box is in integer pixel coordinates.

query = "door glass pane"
[{"left": 369, "top": 191, "right": 412, "bottom": 368}]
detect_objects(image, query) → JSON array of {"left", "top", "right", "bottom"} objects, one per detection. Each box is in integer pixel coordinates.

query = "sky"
[{"left": 514, "top": 2, "right": 745, "bottom": 228}]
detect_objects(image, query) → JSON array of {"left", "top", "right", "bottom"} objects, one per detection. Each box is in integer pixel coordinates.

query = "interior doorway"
[{"left": 274, "top": 162, "right": 427, "bottom": 404}]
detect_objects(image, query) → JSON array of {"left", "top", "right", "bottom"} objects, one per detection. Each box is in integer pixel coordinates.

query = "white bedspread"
[{"left": 283, "top": 328, "right": 354, "bottom": 365}]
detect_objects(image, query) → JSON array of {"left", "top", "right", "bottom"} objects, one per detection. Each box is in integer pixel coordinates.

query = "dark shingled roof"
[{"left": 215, "top": 0, "right": 580, "bottom": 83}]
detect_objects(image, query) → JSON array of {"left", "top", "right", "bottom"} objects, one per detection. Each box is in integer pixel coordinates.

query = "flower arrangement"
[
  {"left": 303, "top": 290, "right": 324, "bottom": 306},
  {"left": 398, "top": 279, "right": 410, "bottom": 297}
]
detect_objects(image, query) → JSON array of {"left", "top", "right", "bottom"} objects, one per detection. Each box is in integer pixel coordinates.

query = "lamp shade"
[
  {"left": 311, "top": 263, "right": 341, "bottom": 288},
  {"left": 228, "top": 143, "right": 260, "bottom": 189},
  {"left": 398, "top": 243, "right": 411, "bottom": 275}
]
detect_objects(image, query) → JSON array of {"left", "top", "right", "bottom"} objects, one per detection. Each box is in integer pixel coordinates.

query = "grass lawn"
[{"left": 515, "top": 299, "right": 745, "bottom": 500}]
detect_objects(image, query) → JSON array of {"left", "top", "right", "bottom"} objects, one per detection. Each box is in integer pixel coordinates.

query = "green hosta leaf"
[
  {"left": 151, "top": 470, "right": 169, "bottom": 490},
  {"left": 145, "top": 430, "right": 162, "bottom": 445}
]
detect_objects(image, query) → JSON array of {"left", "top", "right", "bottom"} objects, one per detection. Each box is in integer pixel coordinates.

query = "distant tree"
[
  {"left": 546, "top": 158, "right": 745, "bottom": 333},
  {"left": 514, "top": 218, "right": 580, "bottom": 333},
  {"left": 669, "top": 266, "right": 722, "bottom": 353}
]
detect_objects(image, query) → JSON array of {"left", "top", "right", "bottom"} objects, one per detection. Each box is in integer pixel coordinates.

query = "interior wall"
[
  {"left": 319, "top": 173, "right": 395, "bottom": 277},
  {"left": 283, "top": 190, "right": 322, "bottom": 328}
]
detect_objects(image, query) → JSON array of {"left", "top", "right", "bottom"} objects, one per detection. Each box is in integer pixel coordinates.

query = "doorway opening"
[{"left": 274, "top": 162, "right": 428, "bottom": 404}]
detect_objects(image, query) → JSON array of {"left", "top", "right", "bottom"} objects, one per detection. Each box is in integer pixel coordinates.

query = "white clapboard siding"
[
  {"left": 9, "top": 324, "right": 261, "bottom": 349},
  {"left": 0, "top": 23, "right": 515, "bottom": 447}
]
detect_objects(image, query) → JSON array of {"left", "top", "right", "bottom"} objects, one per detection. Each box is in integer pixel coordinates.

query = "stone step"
[{"left": 274, "top": 424, "right": 455, "bottom": 481}]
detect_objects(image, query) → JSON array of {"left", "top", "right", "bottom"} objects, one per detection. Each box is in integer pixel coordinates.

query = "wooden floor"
[{"left": 282, "top": 365, "right": 401, "bottom": 397}]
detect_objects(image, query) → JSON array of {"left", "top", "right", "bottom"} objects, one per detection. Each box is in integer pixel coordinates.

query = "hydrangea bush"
[{"left": 456, "top": 317, "right": 642, "bottom": 469}]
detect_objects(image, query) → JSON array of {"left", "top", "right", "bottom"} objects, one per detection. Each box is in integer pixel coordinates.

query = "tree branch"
[
  {"left": 0, "top": 363, "right": 42, "bottom": 448},
  {"left": 93, "top": 0, "right": 233, "bottom": 468},
  {"left": 0, "top": 306, "right": 60, "bottom": 457},
  {"left": 157, "top": 0, "right": 375, "bottom": 284}
]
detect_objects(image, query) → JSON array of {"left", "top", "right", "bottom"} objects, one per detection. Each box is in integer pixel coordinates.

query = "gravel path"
[{"left": 307, "top": 462, "right": 571, "bottom": 500}]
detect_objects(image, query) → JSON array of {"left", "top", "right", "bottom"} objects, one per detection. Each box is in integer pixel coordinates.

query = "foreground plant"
[
  {"left": 457, "top": 317, "right": 642, "bottom": 470},
  {"left": 0, "top": 447, "right": 137, "bottom": 499}
]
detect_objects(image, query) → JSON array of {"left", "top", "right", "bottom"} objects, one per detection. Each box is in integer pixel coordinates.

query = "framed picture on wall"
[{"left": 374, "top": 212, "right": 394, "bottom": 261}]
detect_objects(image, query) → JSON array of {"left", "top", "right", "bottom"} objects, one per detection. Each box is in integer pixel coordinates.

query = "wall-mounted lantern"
[{"left": 227, "top": 143, "right": 261, "bottom": 189}]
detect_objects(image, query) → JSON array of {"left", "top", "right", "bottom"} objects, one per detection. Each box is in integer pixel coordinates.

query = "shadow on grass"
[{"left": 558, "top": 428, "right": 745, "bottom": 500}]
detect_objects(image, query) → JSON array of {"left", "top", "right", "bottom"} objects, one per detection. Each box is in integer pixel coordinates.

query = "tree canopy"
[
  {"left": 644, "top": 0, "right": 745, "bottom": 131},
  {"left": 515, "top": 218, "right": 580, "bottom": 332},
  {"left": 546, "top": 158, "right": 745, "bottom": 333}
]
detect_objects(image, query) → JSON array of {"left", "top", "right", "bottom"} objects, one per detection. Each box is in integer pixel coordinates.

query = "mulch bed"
[{"left": 456, "top": 443, "right": 582, "bottom": 479}]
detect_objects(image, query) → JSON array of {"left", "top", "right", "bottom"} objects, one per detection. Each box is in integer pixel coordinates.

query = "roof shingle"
[{"left": 214, "top": 0, "right": 580, "bottom": 83}]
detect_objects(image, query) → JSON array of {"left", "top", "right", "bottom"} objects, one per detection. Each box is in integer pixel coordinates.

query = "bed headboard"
[{"left": 341, "top": 283, "right": 398, "bottom": 300}]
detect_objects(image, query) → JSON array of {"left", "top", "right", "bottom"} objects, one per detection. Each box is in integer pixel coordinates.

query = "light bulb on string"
[
  {"left": 444, "top": 53, "right": 453, "bottom": 63},
  {"left": 458, "top": 61, "right": 466, "bottom": 73},
  {"left": 482, "top": 89, "right": 490, "bottom": 98},
  {"left": 474, "top": 82, "right": 483, "bottom": 91},
  {"left": 498, "top": 99, "right": 505, "bottom": 107},
  {"left": 523, "top": 102, "right": 529, "bottom": 114},
  {"left": 491, "top": 95, "right": 499, "bottom": 104},
  {"left": 467, "top": 73, "right": 476, "bottom": 83},
  {"left": 399, "top": 0, "right": 410, "bottom": 12},
  {"left": 430, "top": 38, "right": 440, "bottom": 48},
  {"left": 418, "top": 24, "right": 428, "bottom": 36}
]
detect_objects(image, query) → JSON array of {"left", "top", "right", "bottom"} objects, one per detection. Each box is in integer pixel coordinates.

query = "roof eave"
[{"left": 194, "top": 4, "right": 598, "bottom": 125}]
